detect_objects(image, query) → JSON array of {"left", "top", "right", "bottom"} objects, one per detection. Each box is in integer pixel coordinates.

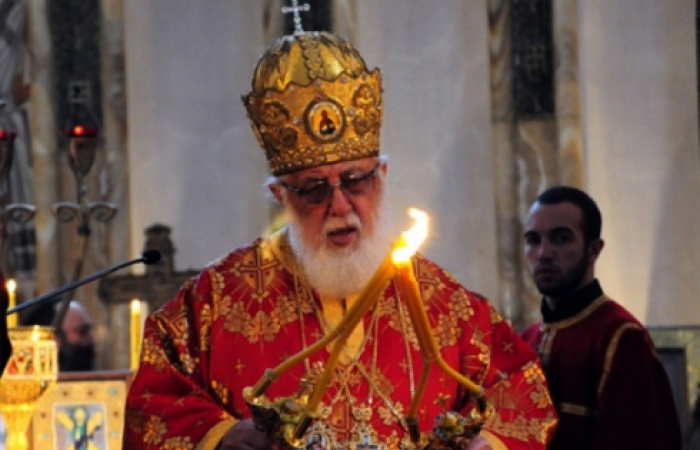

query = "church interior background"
[{"left": 0, "top": 0, "right": 699, "bottom": 446}]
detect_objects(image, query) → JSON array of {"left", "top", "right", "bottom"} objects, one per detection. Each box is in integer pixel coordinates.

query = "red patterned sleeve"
[
  {"left": 463, "top": 296, "right": 558, "bottom": 449},
  {"left": 123, "top": 270, "right": 237, "bottom": 450}
]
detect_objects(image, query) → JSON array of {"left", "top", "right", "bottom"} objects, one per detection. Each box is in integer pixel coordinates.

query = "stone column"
[
  {"left": 28, "top": 0, "right": 60, "bottom": 297},
  {"left": 488, "top": 0, "right": 524, "bottom": 326},
  {"left": 488, "top": 0, "right": 584, "bottom": 329},
  {"left": 99, "top": 0, "right": 129, "bottom": 369},
  {"left": 554, "top": 0, "right": 584, "bottom": 188}
]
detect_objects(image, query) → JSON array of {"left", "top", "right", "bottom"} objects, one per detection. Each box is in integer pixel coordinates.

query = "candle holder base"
[
  {"left": 422, "top": 405, "right": 495, "bottom": 450},
  {"left": 243, "top": 387, "right": 313, "bottom": 450}
]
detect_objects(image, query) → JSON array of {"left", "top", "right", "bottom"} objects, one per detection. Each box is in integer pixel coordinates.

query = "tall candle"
[
  {"left": 396, "top": 255, "right": 484, "bottom": 423},
  {"left": 6, "top": 279, "right": 16, "bottom": 328},
  {"left": 130, "top": 299, "right": 141, "bottom": 371}
]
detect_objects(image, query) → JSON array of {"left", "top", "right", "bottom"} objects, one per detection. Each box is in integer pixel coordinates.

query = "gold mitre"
[{"left": 242, "top": 31, "right": 383, "bottom": 176}]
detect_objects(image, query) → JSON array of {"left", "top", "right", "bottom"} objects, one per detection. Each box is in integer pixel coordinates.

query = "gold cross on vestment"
[
  {"left": 282, "top": 0, "right": 311, "bottom": 35},
  {"left": 232, "top": 250, "right": 279, "bottom": 299}
]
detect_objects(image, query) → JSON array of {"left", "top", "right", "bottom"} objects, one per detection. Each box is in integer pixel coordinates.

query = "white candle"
[{"left": 6, "top": 279, "right": 16, "bottom": 328}]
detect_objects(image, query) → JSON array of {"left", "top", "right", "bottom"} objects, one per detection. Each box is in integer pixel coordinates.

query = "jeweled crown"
[{"left": 243, "top": 31, "right": 383, "bottom": 176}]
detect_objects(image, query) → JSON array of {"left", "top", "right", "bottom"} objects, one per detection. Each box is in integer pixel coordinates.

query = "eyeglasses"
[{"left": 279, "top": 162, "right": 381, "bottom": 205}]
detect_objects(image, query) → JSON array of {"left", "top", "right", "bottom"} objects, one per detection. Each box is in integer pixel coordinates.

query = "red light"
[
  {"left": 66, "top": 125, "right": 99, "bottom": 138},
  {"left": 0, "top": 129, "right": 15, "bottom": 141}
]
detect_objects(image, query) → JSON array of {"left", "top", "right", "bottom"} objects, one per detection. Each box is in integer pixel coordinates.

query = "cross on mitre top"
[{"left": 282, "top": 0, "right": 311, "bottom": 35}]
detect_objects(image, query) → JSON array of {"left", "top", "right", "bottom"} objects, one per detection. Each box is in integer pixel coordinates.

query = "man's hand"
[
  {"left": 218, "top": 419, "right": 276, "bottom": 450},
  {"left": 462, "top": 435, "right": 493, "bottom": 450}
]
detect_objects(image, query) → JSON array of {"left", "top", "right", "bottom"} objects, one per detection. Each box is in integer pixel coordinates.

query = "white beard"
[{"left": 287, "top": 196, "right": 391, "bottom": 300}]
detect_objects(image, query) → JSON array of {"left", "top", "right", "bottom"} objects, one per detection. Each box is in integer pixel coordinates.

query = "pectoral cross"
[{"left": 282, "top": 0, "right": 310, "bottom": 35}]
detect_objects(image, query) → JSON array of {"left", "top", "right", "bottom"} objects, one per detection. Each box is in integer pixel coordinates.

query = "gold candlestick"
[{"left": 0, "top": 326, "right": 58, "bottom": 450}]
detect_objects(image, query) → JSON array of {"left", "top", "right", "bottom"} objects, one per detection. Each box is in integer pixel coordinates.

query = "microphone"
[{"left": 6, "top": 250, "right": 162, "bottom": 315}]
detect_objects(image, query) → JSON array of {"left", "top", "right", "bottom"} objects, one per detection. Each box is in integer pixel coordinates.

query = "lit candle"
[
  {"left": 6, "top": 279, "right": 16, "bottom": 328},
  {"left": 391, "top": 210, "right": 484, "bottom": 420},
  {"left": 130, "top": 299, "right": 141, "bottom": 371}
]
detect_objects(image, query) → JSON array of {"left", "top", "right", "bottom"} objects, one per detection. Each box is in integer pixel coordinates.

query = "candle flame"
[
  {"left": 131, "top": 299, "right": 141, "bottom": 313},
  {"left": 6, "top": 279, "right": 16, "bottom": 294},
  {"left": 392, "top": 208, "right": 429, "bottom": 263}
]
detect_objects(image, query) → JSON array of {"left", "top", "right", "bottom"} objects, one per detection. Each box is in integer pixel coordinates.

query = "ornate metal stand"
[
  {"left": 50, "top": 121, "right": 117, "bottom": 328},
  {"left": 0, "top": 113, "right": 36, "bottom": 277}
]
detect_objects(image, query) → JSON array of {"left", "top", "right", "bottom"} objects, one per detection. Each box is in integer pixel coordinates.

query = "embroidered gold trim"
[
  {"left": 598, "top": 322, "right": 641, "bottom": 397},
  {"left": 545, "top": 295, "right": 609, "bottom": 331},
  {"left": 558, "top": 402, "right": 597, "bottom": 418}
]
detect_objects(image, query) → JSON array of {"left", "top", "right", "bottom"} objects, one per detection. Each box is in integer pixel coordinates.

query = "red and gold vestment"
[
  {"left": 521, "top": 281, "right": 681, "bottom": 450},
  {"left": 124, "top": 230, "right": 556, "bottom": 450}
]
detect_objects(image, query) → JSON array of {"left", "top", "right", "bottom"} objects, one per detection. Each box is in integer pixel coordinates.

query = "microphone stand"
[{"left": 6, "top": 251, "right": 160, "bottom": 316}]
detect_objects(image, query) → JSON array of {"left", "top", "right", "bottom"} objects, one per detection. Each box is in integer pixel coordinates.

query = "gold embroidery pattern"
[
  {"left": 212, "top": 238, "right": 308, "bottom": 343},
  {"left": 468, "top": 327, "right": 490, "bottom": 367},
  {"left": 436, "top": 313, "right": 458, "bottom": 347},
  {"left": 165, "top": 307, "right": 192, "bottom": 348},
  {"left": 199, "top": 303, "right": 212, "bottom": 351},
  {"left": 414, "top": 258, "right": 446, "bottom": 304},
  {"left": 486, "top": 409, "right": 557, "bottom": 445},
  {"left": 377, "top": 403, "right": 404, "bottom": 426},
  {"left": 523, "top": 361, "right": 552, "bottom": 409},
  {"left": 210, "top": 379, "right": 230, "bottom": 406},
  {"left": 221, "top": 298, "right": 248, "bottom": 333},
  {"left": 523, "top": 361, "right": 546, "bottom": 385},
  {"left": 248, "top": 309, "right": 281, "bottom": 342},
  {"left": 162, "top": 435, "right": 194, "bottom": 450},
  {"left": 141, "top": 334, "right": 169, "bottom": 372},
  {"left": 450, "top": 289, "right": 475, "bottom": 322},
  {"left": 143, "top": 295, "right": 204, "bottom": 375},
  {"left": 488, "top": 303, "right": 505, "bottom": 324},
  {"left": 220, "top": 294, "right": 300, "bottom": 343},
  {"left": 207, "top": 268, "right": 227, "bottom": 307},
  {"left": 484, "top": 366, "right": 556, "bottom": 444},
  {"left": 144, "top": 414, "right": 167, "bottom": 445}
]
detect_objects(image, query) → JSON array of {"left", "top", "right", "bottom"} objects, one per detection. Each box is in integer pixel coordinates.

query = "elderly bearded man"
[{"left": 123, "top": 30, "right": 557, "bottom": 450}]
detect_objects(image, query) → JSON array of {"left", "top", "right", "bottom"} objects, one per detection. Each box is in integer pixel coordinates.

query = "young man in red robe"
[
  {"left": 521, "top": 185, "right": 681, "bottom": 450},
  {"left": 123, "top": 28, "right": 557, "bottom": 450}
]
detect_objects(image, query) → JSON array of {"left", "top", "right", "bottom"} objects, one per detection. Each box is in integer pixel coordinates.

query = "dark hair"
[{"left": 535, "top": 185, "right": 602, "bottom": 242}]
